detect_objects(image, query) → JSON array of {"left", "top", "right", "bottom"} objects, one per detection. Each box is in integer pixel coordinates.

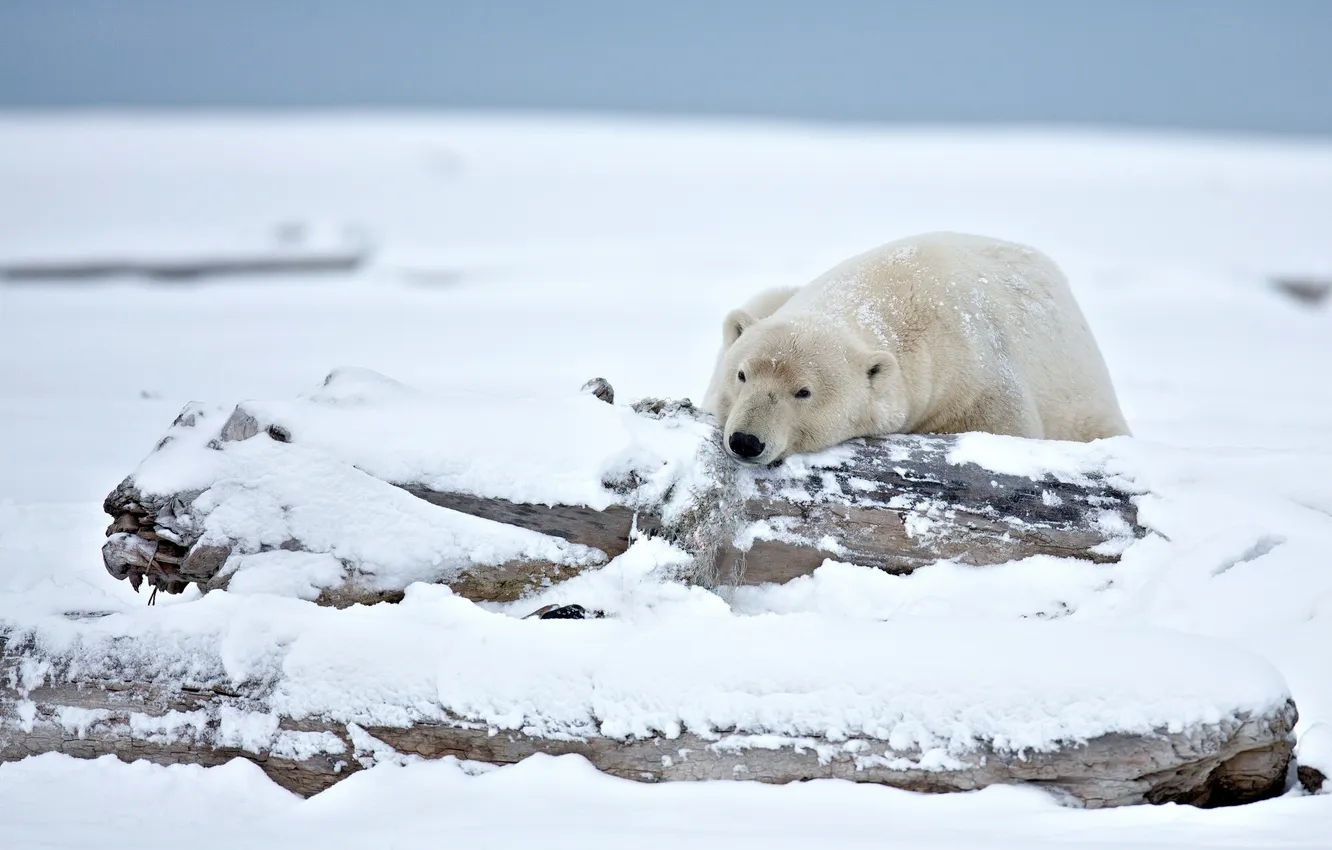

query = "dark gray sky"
[{"left": 3, "top": 0, "right": 1330, "bottom": 134}]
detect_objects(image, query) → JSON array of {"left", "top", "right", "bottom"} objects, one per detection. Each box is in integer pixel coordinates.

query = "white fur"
[{"left": 703, "top": 232, "right": 1129, "bottom": 464}]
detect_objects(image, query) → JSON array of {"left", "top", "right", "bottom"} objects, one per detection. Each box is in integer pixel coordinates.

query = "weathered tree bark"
[
  {"left": 0, "top": 653, "right": 1296, "bottom": 808},
  {"left": 101, "top": 384, "right": 1144, "bottom": 604}
]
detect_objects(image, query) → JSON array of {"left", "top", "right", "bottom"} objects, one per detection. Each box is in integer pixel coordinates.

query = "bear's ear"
[
  {"left": 722, "top": 308, "right": 756, "bottom": 348},
  {"left": 866, "top": 351, "right": 900, "bottom": 386}
]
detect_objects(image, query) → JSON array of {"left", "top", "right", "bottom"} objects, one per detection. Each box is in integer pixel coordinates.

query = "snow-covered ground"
[{"left": 2, "top": 113, "right": 1332, "bottom": 846}]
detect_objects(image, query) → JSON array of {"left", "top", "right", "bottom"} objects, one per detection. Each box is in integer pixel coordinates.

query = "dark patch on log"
[
  {"left": 1299, "top": 764, "right": 1328, "bottom": 794},
  {"left": 310, "top": 586, "right": 407, "bottom": 608},
  {"left": 524, "top": 603, "right": 606, "bottom": 620},
  {"left": 443, "top": 558, "right": 605, "bottom": 605},
  {"left": 402, "top": 488, "right": 658, "bottom": 564}
]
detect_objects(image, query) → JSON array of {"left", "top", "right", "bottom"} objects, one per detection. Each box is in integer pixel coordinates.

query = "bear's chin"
[{"left": 724, "top": 452, "right": 781, "bottom": 468}]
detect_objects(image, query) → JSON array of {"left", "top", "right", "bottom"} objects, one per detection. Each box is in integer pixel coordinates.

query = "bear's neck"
[{"left": 895, "top": 344, "right": 940, "bottom": 433}]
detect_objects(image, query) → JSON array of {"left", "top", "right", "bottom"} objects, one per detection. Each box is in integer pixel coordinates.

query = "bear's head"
[{"left": 711, "top": 309, "right": 908, "bottom": 464}]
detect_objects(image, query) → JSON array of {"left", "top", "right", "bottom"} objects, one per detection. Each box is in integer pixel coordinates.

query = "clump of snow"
[
  {"left": 734, "top": 516, "right": 845, "bottom": 555},
  {"left": 946, "top": 432, "right": 1135, "bottom": 489},
  {"left": 487, "top": 537, "right": 731, "bottom": 621},
  {"left": 221, "top": 551, "right": 348, "bottom": 600},
  {"left": 731, "top": 557, "right": 1111, "bottom": 623},
  {"left": 127, "top": 367, "right": 720, "bottom": 522},
  {"left": 226, "top": 367, "right": 718, "bottom": 513},
  {"left": 52, "top": 706, "right": 112, "bottom": 739},
  {"left": 128, "top": 709, "right": 211, "bottom": 744},
  {"left": 213, "top": 705, "right": 347, "bottom": 762}
]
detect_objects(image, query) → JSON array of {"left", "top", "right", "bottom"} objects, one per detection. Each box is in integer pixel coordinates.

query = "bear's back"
[
  {"left": 778, "top": 232, "right": 1062, "bottom": 359},
  {"left": 774, "top": 232, "right": 1128, "bottom": 440}
]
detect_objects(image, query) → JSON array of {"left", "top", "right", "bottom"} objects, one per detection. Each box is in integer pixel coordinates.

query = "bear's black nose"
[{"left": 728, "top": 431, "right": 765, "bottom": 460}]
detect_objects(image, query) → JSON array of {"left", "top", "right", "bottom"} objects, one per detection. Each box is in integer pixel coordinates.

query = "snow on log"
[
  {"left": 0, "top": 617, "right": 1298, "bottom": 808},
  {"left": 99, "top": 369, "right": 1144, "bottom": 605}
]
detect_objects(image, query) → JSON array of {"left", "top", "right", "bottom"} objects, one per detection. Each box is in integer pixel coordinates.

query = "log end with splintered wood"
[
  {"left": 100, "top": 376, "right": 1144, "bottom": 603},
  {"left": 580, "top": 377, "right": 615, "bottom": 404}
]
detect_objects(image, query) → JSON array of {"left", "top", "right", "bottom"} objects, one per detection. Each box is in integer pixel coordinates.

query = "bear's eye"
[
  {"left": 794, "top": 388, "right": 812, "bottom": 399},
  {"left": 737, "top": 370, "right": 746, "bottom": 383}
]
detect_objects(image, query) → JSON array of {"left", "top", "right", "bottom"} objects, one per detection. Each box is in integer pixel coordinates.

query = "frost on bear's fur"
[{"left": 703, "top": 232, "right": 1130, "bottom": 463}]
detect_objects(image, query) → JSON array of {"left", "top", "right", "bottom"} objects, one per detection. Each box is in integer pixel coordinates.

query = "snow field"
[{"left": 2, "top": 114, "right": 1332, "bottom": 846}]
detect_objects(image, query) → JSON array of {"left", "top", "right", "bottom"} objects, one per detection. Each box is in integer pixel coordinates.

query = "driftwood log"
[
  {"left": 0, "top": 250, "right": 366, "bottom": 283},
  {"left": 101, "top": 380, "right": 1144, "bottom": 605},
  {"left": 6, "top": 374, "right": 1302, "bottom": 809},
  {"left": 0, "top": 654, "right": 1297, "bottom": 809},
  {"left": 1, "top": 226, "right": 370, "bottom": 283}
]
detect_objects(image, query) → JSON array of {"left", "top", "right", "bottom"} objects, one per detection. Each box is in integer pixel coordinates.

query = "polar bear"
[{"left": 702, "top": 232, "right": 1129, "bottom": 464}]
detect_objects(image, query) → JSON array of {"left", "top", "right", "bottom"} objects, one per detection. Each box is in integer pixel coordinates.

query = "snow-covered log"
[
  {"left": 100, "top": 370, "right": 1144, "bottom": 605},
  {"left": 0, "top": 250, "right": 366, "bottom": 282},
  {"left": 0, "top": 368, "right": 1298, "bottom": 807},
  {"left": 0, "top": 617, "right": 1298, "bottom": 808}
]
